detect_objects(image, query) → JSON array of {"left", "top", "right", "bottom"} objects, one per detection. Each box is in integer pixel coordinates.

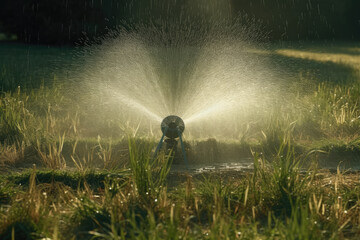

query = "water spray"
[{"left": 154, "top": 115, "right": 189, "bottom": 169}]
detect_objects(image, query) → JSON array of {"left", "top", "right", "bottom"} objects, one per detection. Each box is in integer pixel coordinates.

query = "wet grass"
[
  {"left": 1, "top": 144, "right": 360, "bottom": 239},
  {"left": 0, "top": 82, "right": 358, "bottom": 168},
  {"left": 1, "top": 41, "right": 360, "bottom": 238}
]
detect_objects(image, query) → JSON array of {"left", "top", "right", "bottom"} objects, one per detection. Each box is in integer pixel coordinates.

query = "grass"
[
  {"left": 0, "top": 81, "right": 358, "bottom": 168},
  {"left": 0, "top": 41, "right": 360, "bottom": 238},
  {"left": 1, "top": 142, "right": 360, "bottom": 239}
]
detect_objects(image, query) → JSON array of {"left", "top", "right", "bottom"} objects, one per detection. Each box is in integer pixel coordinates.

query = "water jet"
[{"left": 73, "top": 19, "right": 284, "bottom": 163}]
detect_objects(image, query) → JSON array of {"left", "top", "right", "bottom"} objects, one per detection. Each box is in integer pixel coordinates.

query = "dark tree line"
[{"left": 0, "top": 0, "right": 359, "bottom": 45}]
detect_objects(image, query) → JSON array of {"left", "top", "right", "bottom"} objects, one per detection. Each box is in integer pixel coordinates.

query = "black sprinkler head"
[{"left": 161, "top": 115, "right": 185, "bottom": 139}]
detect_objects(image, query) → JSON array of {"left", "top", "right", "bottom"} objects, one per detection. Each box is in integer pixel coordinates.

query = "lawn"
[{"left": 1, "top": 41, "right": 360, "bottom": 239}]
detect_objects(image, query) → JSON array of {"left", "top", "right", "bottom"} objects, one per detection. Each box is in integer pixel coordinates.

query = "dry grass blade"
[{"left": 36, "top": 134, "right": 66, "bottom": 169}]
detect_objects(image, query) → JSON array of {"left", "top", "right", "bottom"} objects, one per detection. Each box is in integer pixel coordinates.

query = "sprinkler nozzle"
[{"left": 161, "top": 115, "right": 185, "bottom": 139}]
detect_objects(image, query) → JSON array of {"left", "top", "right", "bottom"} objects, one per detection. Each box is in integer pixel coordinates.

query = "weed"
[
  {"left": 36, "top": 134, "right": 66, "bottom": 169},
  {"left": 0, "top": 142, "right": 25, "bottom": 167},
  {"left": 128, "top": 137, "right": 172, "bottom": 200},
  {"left": 0, "top": 87, "right": 30, "bottom": 144},
  {"left": 70, "top": 196, "right": 111, "bottom": 240}
]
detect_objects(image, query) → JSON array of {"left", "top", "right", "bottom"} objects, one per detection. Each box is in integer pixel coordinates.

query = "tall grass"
[
  {"left": 0, "top": 141, "right": 25, "bottom": 168},
  {"left": 313, "top": 83, "right": 360, "bottom": 136},
  {"left": 70, "top": 139, "right": 95, "bottom": 172},
  {"left": 128, "top": 137, "right": 172, "bottom": 199},
  {"left": 0, "top": 87, "right": 30, "bottom": 144},
  {"left": 36, "top": 133, "right": 66, "bottom": 169},
  {"left": 0, "top": 166, "right": 56, "bottom": 239},
  {"left": 1, "top": 143, "right": 360, "bottom": 239}
]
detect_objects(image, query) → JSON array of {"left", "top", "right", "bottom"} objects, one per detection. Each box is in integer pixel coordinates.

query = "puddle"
[
  {"left": 170, "top": 158, "right": 360, "bottom": 173},
  {"left": 171, "top": 159, "right": 254, "bottom": 173}
]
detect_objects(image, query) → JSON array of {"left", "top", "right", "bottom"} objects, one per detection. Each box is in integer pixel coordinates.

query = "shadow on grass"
[
  {"left": 6, "top": 170, "right": 129, "bottom": 191},
  {"left": 266, "top": 51, "right": 359, "bottom": 86}
]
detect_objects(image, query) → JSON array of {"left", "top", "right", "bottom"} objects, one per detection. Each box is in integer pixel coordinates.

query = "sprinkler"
[{"left": 154, "top": 115, "right": 189, "bottom": 169}]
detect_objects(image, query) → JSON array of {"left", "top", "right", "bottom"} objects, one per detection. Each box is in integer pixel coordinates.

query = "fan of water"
[{"left": 73, "top": 20, "right": 284, "bottom": 140}]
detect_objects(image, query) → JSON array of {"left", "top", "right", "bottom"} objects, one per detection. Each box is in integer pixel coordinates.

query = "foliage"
[
  {"left": 2, "top": 145, "right": 360, "bottom": 239},
  {"left": 128, "top": 137, "right": 173, "bottom": 199}
]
